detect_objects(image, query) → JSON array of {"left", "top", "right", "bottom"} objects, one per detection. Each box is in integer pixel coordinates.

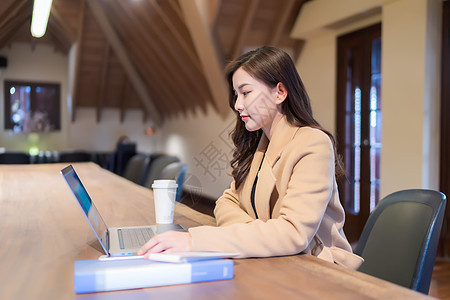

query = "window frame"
[{"left": 4, "top": 80, "right": 61, "bottom": 133}]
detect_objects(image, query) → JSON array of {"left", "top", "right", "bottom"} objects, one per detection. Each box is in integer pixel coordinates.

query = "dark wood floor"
[{"left": 429, "top": 260, "right": 450, "bottom": 299}]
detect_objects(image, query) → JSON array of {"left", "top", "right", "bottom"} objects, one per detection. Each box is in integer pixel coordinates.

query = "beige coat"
[{"left": 189, "top": 117, "right": 363, "bottom": 269}]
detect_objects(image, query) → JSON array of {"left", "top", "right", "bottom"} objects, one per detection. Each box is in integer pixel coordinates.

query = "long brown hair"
[{"left": 225, "top": 46, "right": 344, "bottom": 190}]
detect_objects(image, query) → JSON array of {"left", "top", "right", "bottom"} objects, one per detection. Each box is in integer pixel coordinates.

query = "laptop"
[{"left": 61, "top": 165, "right": 186, "bottom": 257}]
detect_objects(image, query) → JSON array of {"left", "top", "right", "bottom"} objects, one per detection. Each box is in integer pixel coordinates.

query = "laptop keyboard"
[{"left": 118, "top": 227, "right": 154, "bottom": 249}]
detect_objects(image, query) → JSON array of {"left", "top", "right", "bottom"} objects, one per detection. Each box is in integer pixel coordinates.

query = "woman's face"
[{"left": 232, "top": 67, "right": 284, "bottom": 136}]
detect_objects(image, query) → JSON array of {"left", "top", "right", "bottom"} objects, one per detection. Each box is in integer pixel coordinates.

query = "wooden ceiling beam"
[
  {"left": 86, "top": 0, "right": 162, "bottom": 126},
  {"left": 148, "top": 0, "right": 202, "bottom": 74},
  {"left": 110, "top": 1, "right": 183, "bottom": 116},
  {"left": 208, "top": 0, "right": 221, "bottom": 28},
  {"left": 0, "top": 4, "right": 31, "bottom": 36},
  {"left": 178, "top": 0, "right": 229, "bottom": 118},
  {"left": 147, "top": 1, "right": 213, "bottom": 115},
  {"left": 118, "top": 1, "right": 188, "bottom": 114},
  {"left": 129, "top": 1, "right": 207, "bottom": 115},
  {"left": 167, "top": 0, "right": 184, "bottom": 22},
  {"left": 0, "top": 5, "right": 32, "bottom": 49},
  {"left": 0, "top": 26, "right": 22, "bottom": 50},
  {"left": 293, "top": 39, "right": 305, "bottom": 63},
  {"left": 230, "top": 0, "right": 259, "bottom": 60},
  {"left": 45, "top": 24, "right": 70, "bottom": 53},
  {"left": 119, "top": 78, "right": 129, "bottom": 123},
  {"left": 96, "top": 44, "right": 110, "bottom": 123},
  {"left": 118, "top": 74, "right": 143, "bottom": 123},
  {"left": 30, "top": 35, "right": 37, "bottom": 51},
  {"left": 71, "top": 0, "right": 85, "bottom": 122},
  {"left": 123, "top": 50, "right": 169, "bottom": 119},
  {"left": 162, "top": 0, "right": 213, "bottom": 115},
  {"left": 50, "top": 4, "right": 77, "bottom": 43},
  {"left": 266, "top": 0, "right": 296, "bottom": 46},
  {"left": 105, "top": 2, "right": 174, "bottom": 120},
  {"left": 138, "top": 2, "right": 207, "bottom": 117},
  {"left": 0, "top": 0, "right": 30, "bottom": 30}
]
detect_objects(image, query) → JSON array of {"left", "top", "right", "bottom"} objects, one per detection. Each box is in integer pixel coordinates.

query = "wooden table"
[{"left": 0, "top": 163, "right": 433, "bottom": 299}]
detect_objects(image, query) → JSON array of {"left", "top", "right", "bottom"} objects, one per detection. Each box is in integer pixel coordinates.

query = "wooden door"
[{"left": 336, "top": 23, "right": 382, "bottom": 243}]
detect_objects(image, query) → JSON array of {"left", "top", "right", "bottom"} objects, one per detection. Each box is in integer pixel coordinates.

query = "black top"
[{"left": 250, "top": 155, "right": 265, "bottom": 219}]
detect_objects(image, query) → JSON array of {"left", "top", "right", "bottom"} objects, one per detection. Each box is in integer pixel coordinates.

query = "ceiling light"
[{"left": 31, "top": 0, "right": 53, "bottom": 38}]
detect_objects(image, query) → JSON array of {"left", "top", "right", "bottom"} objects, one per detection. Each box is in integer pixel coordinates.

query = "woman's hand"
[{"left": 137, "top": 231, "right": 193, "bottom": 258}]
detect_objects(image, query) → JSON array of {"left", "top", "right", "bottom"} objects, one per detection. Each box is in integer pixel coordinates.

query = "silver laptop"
[{"left": 61, "top": 165, "right": 186, "bottom": 257}]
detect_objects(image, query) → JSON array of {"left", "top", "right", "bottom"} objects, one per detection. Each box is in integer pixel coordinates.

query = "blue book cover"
[{"left": 74, "top": 258, "right": 234, "bottom": 294}]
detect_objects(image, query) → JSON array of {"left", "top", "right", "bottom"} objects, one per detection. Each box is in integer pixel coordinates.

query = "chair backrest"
[
  {"left": 114, "top": 143, "right": 137, "bottom": 176},
  {"left": 158, "top": 162, "right": 187, "bottom": 202},
  {"left": 59, "top": 151, "right": 91, "bottom": 163},
  {"left": 354, "top": 189, "right": 447, "bottom": 294},
  {"left": 143, "top": 156, "right": 179, "bottom": 189},
  {"left": 0, "top": 152, "right": 30, "bottom": 164},
  {"left": 122, "top": 153, "right": 150, "bottom": 185}
]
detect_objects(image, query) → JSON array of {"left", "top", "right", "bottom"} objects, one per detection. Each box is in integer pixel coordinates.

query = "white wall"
[
  {"left": 293, "top": 0, "right": 442, "bottom": 197},
  {"left": 381, "top": 0, "right": 442, "bottom": 195},
  {"left": 68, "top": 103, "right": 235, "bottom": 198},
  {"left": 152, "top": 105, "right": 235, "bottom": 198},
  {"left": 297, "top": 14, "right": 382, "bottom": 135}
]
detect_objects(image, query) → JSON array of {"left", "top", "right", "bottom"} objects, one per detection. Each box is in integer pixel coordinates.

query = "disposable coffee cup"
[{"left": 152, "top": 180, "right": 178, "bottom": 224}]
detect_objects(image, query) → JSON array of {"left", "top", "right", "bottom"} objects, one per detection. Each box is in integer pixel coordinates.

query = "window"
[
  {"left": 4, "top": 80, "right": 61, "bottom": 133},
  {"left": 336, "top": 23, "right": 381, "bottom": 242}
]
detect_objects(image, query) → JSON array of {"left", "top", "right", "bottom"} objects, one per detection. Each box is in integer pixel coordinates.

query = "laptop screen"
[{"left": 61, "top": 165, "right": 108, "bottom": 252}]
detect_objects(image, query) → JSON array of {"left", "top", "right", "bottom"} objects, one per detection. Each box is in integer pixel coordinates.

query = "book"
[
  {"left": 147, "top": 251, "right": 240, "bottom": 263},
  {"left": 74, "top": 258, "right": 234, "bottom": 294}
]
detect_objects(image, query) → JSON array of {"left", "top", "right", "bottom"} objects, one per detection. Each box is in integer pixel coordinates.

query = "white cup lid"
[{"left": 152, "top": 179, "right": 178, "bottom": 189}]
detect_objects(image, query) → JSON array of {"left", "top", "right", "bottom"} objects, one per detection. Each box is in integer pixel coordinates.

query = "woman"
[{"left": 139, "top": 46, "right": 363, "bottom": 269}]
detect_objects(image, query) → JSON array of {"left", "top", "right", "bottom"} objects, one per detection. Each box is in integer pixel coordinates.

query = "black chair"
[
  {"left": 0, "top": 152, "right": 30, "bottom": 164},
  {"left": 59, "top": 151, "right": 92, "bottom": 163},
  {"left": 143, "top": 156, "right": 180, "bottom": 189},
  {"left": 354, "top": 189, "right": 446, "bottom": 294},
  {"left": 104, "top": 143, "right": 137, "bottom": 176},
  {"left": 158, "top": 162, "right": 187, "bottom": 202},
  {"left": 123, "top": 153, "right": 151, "bottom": 185},
  {"left": 91, "top": 152, "right": 110, "bottom": 167}
]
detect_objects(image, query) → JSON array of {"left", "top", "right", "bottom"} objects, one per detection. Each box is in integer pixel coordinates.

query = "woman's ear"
[{"left": 275, "top": 82, "right": 288, "bottom": 104}]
